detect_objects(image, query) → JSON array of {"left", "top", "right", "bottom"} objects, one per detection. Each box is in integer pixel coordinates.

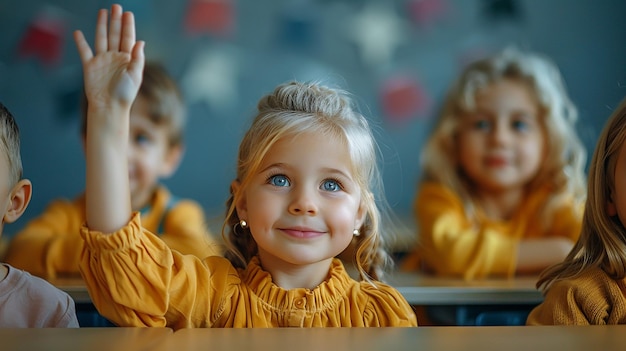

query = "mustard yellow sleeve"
[
  {"left": 4, "top": 199, "right": 85, "bottom": 279},
  {"left": 79, "top": 212, "right": 239, "bottom": 329},
  {"left": 160, "top": 200, "right": 223, "bottom": 258},
  {"left": 361, "top": 283, "right": 418, "bottom": 327},
  {"left": 414, "top": 183, "right": 517, "bottom": 279},
  {"left": 548, "top": 202, "right": 583, "bottom": 242},
  {"left": 526, "top": 276, "right": 609, "bottom": 325}
]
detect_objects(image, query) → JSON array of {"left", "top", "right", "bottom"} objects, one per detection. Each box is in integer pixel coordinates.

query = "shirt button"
[{"left": 294, "top": 298, "right": 306, "bottom": 308}]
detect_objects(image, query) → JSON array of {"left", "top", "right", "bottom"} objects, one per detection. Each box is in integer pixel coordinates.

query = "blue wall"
[{"left": 1, "top": 0, "right": 625, "bottom": 237}]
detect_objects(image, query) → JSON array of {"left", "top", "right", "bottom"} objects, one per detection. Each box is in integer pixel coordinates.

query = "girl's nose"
[
  {"left": 288, "top": 187, "right": 318, "bottom": 215},
  {"left": 490, "top": 121, "right": 510, "bottom": 145}
]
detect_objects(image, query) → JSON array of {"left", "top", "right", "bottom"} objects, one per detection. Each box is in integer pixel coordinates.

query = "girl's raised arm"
[{"left": 74, "top": 4, "right": 145, "bottom": 233}]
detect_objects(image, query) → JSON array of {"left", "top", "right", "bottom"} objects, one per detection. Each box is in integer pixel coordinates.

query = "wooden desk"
[
  {"left": 153, "top": 326, "right": 626, "bottom": 351},
  {"left": 387, "top": 273, "right": 543, "bottom": 305},
  {"left": 3, "top": 327, "right": 172, "bottom": 351}
]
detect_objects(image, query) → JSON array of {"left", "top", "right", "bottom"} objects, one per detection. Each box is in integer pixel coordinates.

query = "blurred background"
[{"left": 1, "top": 0, "right": 625, "bottom": 243}]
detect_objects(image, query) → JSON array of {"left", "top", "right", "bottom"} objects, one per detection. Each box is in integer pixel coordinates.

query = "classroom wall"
[{"left": 1, "top": 0, "right": 625, "bottom": 238}]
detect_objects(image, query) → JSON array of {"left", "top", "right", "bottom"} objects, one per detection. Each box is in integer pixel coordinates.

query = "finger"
[
  {"left": 73, "top": 30, "right": 94, "bottom": 63},
  {"left": 108, "top": 4, "right": 123, "bottom": 51},
  {"left": 129, "top": 41, "right": 146, "bottom": 78},
  {"left": 94, "top": 9, "right": 108, "bottom": 54},
  {"left": 119, "top": 11, "right": 136, "bottom": 53}
]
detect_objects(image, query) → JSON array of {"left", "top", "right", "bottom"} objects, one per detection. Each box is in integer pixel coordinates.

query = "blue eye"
[
  {"left": 512, "top": 120, "right": 529, "bottom": 131},
  {"left": 135, "top": 133, "right": 151, "bottom": 145},
  {"left": 473, "top": 120, "right": 491, "bottom": 130},
  {"left": 269, "top": 175, "right": 290, "bottom": 187},
  {"left": 321, "top": 179, "right": 341, "bottom": 192}
]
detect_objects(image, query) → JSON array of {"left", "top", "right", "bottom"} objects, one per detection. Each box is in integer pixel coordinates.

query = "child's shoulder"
[
  {"left": 153, "top": 186, "right": 206, "bottom": 229},
  {"left": 548, "top": 266, "right": 623, "bottom": 301},
  {"left": 154, "top": 185, "right": 202, "bottom": 211},
  {"left": 352, "top": 278, "right": 412, "bottom": 308},
  {"left": 0, "top": 264, "right": 77, "bottom": 327},
  {"left": 353, "top": 279, "right": 417, "bottom": 326},
  {"left": 0, "top": 264, "right": 73, "bottom": 307},
  {"left": 417, "top": 181, "right": 460, "bottom": 202},
  {"left": 419, "top": 181, "right": 451, "bottom": 193},
  {"left": 355, "top": 279, "right": 399, "bottom": 294},
  {"left": 39, "top": 195, "right": 84, "bottom": 213},
  {"left": 415, "top": 181, "right": 464, "bottom": 212}
]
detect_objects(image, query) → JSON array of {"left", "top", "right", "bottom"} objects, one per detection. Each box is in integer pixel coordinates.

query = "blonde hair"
[
  {"left": 421, "top": 47, "right": 586, "bottom": 225},
  {"left": 222, "top": 81, "right": 392, "bottom": 283},
  {"left": 81, "top": 61, "right": 186, "bottom": 146},
  {"left": 0, "top": 102, "right": 23, "bottom": 187},
  {"left": 537, "top": 97, "right": 626, "bottom": 291}
]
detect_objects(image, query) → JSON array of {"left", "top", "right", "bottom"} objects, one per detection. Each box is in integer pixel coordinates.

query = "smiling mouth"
[
  {"left": 485, "top": 157, "right": 508, "bottom": 167},
  {"left": 280, "top": 228, "right": 325, "bottom": 238}
]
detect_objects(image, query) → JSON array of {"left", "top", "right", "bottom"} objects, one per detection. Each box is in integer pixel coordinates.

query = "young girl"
[
  {"left": 527, "top": 97, "right": 626, "bottom": 325},
  {"left": 401, "top": 48, "right": 587, "bottom": 280},
  {"left": 74, "top": 4, "right": 417, "bottom": 329}
]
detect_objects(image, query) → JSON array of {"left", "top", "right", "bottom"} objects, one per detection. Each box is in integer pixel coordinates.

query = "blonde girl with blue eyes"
[
  {"left": 401, "top": 48, "right": 587, "bottom": 280},
  {"left": 74, "top": 4, "right": 416, "bottom": 329}
]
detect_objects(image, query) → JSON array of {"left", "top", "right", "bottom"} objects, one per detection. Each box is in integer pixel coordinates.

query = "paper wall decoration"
[
  {"left": 408, "top": 0, "right": 449, "bottom": 28},
  {"left": 380, "top": 75, "right": 429, "bottom": 124},
  {"left": 347, "top": 3, "right": 407, "bottom": 68},
  {"left": 185, "top": 0, "right": 235, "bottom": 37},
  {"left": 18, "top": 6, "right": 68, "bottom": 66},
  {"left": 181, "top": 48, "right": 238, "bottom": 112}
]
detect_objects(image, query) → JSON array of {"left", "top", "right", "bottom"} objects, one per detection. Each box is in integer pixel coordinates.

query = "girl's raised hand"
[{"left": 73, "top": 4, "right": 144, "bottom": 113}]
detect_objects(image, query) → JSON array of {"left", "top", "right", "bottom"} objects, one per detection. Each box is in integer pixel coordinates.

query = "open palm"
[{"left": 74, "top": 4, "right": 144, "bottom": 112}]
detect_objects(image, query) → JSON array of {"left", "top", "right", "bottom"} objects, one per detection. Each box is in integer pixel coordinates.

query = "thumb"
[{"left": 129, "top": 41, "right": 145, "bottom": 81}]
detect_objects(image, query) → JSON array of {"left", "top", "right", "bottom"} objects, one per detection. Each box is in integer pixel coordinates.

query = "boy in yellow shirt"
[{"left": 4, "top": 62, "right": 222, "bottom": 279}]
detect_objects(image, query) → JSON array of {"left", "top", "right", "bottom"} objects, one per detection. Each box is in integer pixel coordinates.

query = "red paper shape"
[
  {"left": 185, "top": 0, "right": 234, "bottom": 36},
  {"left": 381, "top": 76, "right": 428, "bottom": 124},
  {"left": 408, "top": 0, "right": 449, "bottom": 27},
  {"left": 18, "top": 10, "right": 66, "bottom": 65}
]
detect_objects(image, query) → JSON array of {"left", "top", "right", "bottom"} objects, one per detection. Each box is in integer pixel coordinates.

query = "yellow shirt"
[
  {"left": 5, "top": 186, "right": 222, "bottom": 279},
  {"left": 79, "top": 213, "right": 418, "bottom": 329},
  {"left": 527, "top": 267, "right": 626, "bottom": 325},
  {"left": 402, "top": 182, "right": 582, "bottom": 279}
]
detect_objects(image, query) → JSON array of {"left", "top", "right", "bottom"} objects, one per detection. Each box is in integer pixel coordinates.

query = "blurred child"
[
  {"left": 73, "top": 4, "right": 416, "bottom": 329},
  {"left": 527, "top": 97, "right": 626, "bottom": 325},
  {"left": 4, "top": 62, "right": 222, "bottom": 279},
  {"left": 0, "top": 102, "right": 79, "bottom": 327},
  {"left": 401, "top": 48, "right": 587, "bottom": 279}
]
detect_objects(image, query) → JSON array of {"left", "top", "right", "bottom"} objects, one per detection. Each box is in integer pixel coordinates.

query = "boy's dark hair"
[
  {"left": 0, "top": 102, "right": 23, "bottom": 186},
  {"left": 81, "top": 61, "right": 186, "bottom": 146}
]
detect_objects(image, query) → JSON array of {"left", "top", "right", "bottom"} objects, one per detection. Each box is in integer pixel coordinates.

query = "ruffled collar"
[{"left": 241, "top": 256, "right": 357, "bottom": 312}]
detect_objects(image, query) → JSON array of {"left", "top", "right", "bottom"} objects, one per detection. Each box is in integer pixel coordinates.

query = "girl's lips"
[
  {"left": 485, "top": 157, "right": 508, "bottom": 167},
  {"left": 281, "top": 228, "right": 325, "bottom": 238}
]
